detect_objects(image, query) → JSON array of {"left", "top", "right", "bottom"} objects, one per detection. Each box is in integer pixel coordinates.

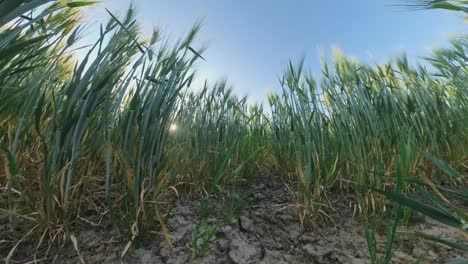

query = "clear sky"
[{"left": 83, "top": 0, "right": 467, "bottom": 103}]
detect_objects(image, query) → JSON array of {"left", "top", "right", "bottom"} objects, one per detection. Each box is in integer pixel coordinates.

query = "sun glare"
[{"left": 169, "top": 123, "right": 178, "bottom": 132}]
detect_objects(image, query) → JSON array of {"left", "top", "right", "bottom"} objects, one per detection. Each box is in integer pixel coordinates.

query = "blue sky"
[{"left": 83, "top": 0, "right": 467, "bottom": 103}]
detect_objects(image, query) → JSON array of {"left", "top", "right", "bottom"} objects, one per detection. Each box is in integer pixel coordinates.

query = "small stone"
[
  {"left": 412, "top": 247, "right": 426, "bottom": 257},
  {"left": 302, "top": 244, "right": 319, "bottom": 258},
  {"left": 299, "top": 234, "right": 319, "bottom": 244},
  {"left": 260, "top": 250, "right": 288, "bottom": 264},
  {"left": 354, "top": 251, "right": 365, "bottom": 258},
  {"left": 239, "top": 216, "right": 254, "bottom": 232},
  {"left": 217, "top": 238, "right": 229, "bottom": 251},
  {"left": 228, "top": 236, "right": 262, "bottom": 263},
  {"left": 134, "top": 248, "right": 159, "bottom": 264},
  {"left": 221, "top": 225, "right": 232, "bottom": 233}
]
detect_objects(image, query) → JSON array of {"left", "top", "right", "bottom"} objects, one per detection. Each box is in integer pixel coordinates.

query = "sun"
[{"left": 169, "top": 123, "right": 178, "bottom": 132}]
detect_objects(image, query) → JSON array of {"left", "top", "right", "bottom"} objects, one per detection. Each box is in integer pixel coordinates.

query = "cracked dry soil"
[{"left": 4, "top": 178, "right": 468, "bottom": 264}]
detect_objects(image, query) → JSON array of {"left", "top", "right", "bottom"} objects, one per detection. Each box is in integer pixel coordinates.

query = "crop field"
[{"left": 0, "top": 1, "right": 467, "bottom": 263}]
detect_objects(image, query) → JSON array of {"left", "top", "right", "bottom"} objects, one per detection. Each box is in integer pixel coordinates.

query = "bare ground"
[{"left": 2, "top": 178, "right": 468, "bottom": 264}]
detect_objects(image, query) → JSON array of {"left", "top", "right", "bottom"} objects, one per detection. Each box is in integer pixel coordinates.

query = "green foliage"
[
  {"left": 171, "top": 80, "right": 269, "bottom": 193},
  {"left": 0, "top": 1, "right": 467, "bottom": 262},
  {"left": 269, "top": 41, "right": 468, "bottom": 229},
  {"left": 368, "top": 154, "right": 468, "bottom": 263},
  {"left": 0, "top": 0, "right": 204, "bottom": 240}
]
